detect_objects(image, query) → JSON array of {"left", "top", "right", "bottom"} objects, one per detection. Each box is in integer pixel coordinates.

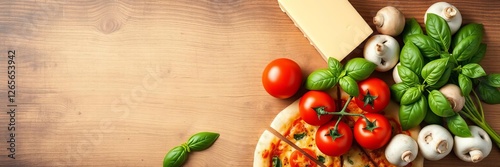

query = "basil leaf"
[
  {"left": 399, "top": 96, "right": 427, "bottom": 130},
  {"left": 187, "top": 132, "right": 220, "bottom": 151},
  {"left": 477, "top": 83, "right": 500, "bottom": 104},
  {"left": 458, "top": 74, "right": 472, "bottom": 96},
  {"left": 428, "top": 90, "right": 455, "bottom": 117},
  {"left": 401, "top": 87, "right": 422, "bottom": 105},
  {"left": 452, "top": 23, "right": 484, "bottom": 48},
  {"left": 406, "top": 34, "right": 441, "bottom": 58},
  {"left": 293, "top": 133, "right": 306, "bottom": 141},
  {"left": 427, "top": 64, "right": 452, "bottom": 90},
  {"left": 487, "top": 73, "right": 500, "bottom": 87},
  {"left": 466, "top": 43, "right": 486, "bottom": 64},
  {"left": 344, "top": 58, "right": 376, "bottom": 81},
  {"left": 163, "top": 146, "right": 188, "bottom": 167},
  {"left": 339, "top": 76, "right": 359, "bottom": 97},
  {"left": 424, "top": 109, "right": 443, "bottom": 125},
  {"left": 426, "top": 13, "right": 451, "bottom": 52},
  {"left": 272, "top": 156, "right": 282, "bottom": 167},
  {"left": 402, "top": 18, "right": 424, "bottom": 43},
  {"left": 328, "top": 57, "right": 343, "bottom": 77},
  {"left": 391, "top": 83, "right": 410, "bottom": 103},
  {"left": 318, "top": 155, "right": 326, "bottom": 163},
  {"left": 461, "top": 63, "right": 486, "bottom": 78},
  {"left": 400, "top": 41, "right": 424, "bottom": 74},
  {"left": 421, "top": 57, "right": 449, "bottom": 86},
  {"left": 446, "top": 114, "right": 472, "bottom": 137},
  {"left": 398, "top": 65, "right": 420, "bottom": 86},
  {"left": 453, "top": 35, "right": 482, "bottom": 62},
  {"left": 306, "top": 69, "right": 337, "bottom": 90}
]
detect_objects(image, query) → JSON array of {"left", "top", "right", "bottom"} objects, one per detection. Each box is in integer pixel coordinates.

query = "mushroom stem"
[
  {"left": 444, "top": 7, "right": 457, "bottom": 20},
  {"left": 424, "top": 134, "right": 433, "bottom": 144},
  {"left": 375, "top": 43, "right": 386, "bottom": 55},
  {"left": 436, "top": 140, "right": 448, "bottom": 154},
  {"left": 401, "top": 151, "right": 413, "bottom": 162},
  {"left": 373, "top": 15, "right": 384, "bottom": 27},
  {"left": 469, "top": 150, "right": 484, "bottom": 163}
]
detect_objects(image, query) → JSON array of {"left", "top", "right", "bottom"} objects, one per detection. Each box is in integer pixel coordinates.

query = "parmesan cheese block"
[{"left": 278, "top": 0, "right": 373, "bottom": 61}]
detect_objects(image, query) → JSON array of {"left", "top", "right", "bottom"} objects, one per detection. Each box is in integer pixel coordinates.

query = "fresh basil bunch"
[
  {"left": 163, "top": 132, "right": 219, "bottom": 167},
  {"left": 394, "top": 14, "right": 500, "bottom": 140},
  {"left": 306, "top": 57, "right": 376, "bottom": 97}
]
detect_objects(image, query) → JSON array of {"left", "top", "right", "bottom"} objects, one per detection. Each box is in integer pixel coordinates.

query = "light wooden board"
[{"left": 0, "top": 0, "right": 498, "bottom": 166}]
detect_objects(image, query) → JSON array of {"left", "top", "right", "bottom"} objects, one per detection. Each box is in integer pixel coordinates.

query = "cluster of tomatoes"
[{"left": 262, "top": 58, "right": 393, "bottom": 156}]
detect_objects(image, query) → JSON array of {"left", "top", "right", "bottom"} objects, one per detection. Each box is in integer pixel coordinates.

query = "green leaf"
[
  {"left": 426, "top": 13, "right": 452, "bottom": 52},
  {"left": 399, "top": 96, "right": 427, "bottom": 130},
  {"left": 339, "top": 76, "right": 359, "bottom": 97},
  {"left": 272, "top": 156, "right": 282, "bottom": 167},
  {"left": 402, "top": 18, "right": 424, "bottom": 43},
  {"left": 406, "top": 34, "right": 442, "bottom": 58},
  {"left": 487, "top": 73, "right": 500, "bottom": 87},
  {"left": 421, "top": 57, "right": 449, "bottom": 86},
  {"left": 401, "top": 87, "right": 422, "bottom": 105},
  {"left": 305, "top": 69, "right": 337, "bottom": 90},
  {"left": 163, "top": 146, "right": 188, "bottom": 167},
  {"left": 424, "top": 109, "right": 443, "bottom": 125},
  {"left": 398, "top": 65, "right": 420, "bottom": 86},
  {"left": 458, "top": 74, "right": 472, "bottom": 96},
  {"left": 453, "top": 35, "right": 482, "bottom": 62},
  {"left": 446, "top": 114, "right": 472, "bottom": 137},
  {"left": 186, "top": 132, "right": 220, "bottom": 151},
  {"left": 400, "top": 41, "right": 424, "bottom": 74},
  {"left": 328, "top": 57, "right": 343, "bottom": 77},
  {"left": 318, "top": 155, "right": 326, "bottom": 163},
  {"left": 477, "top": 83, "right": 500, "bottom": 104},
  {"left": 390, "top": 83, "right": 410, "bottom": 103},
  {"left": 461, "top": 63, "right": 486, "bottom": 78},
  {"left": 344, "top": 58, "right": 377, "bottom": 81},
  {"left": 466, "top": 43, "right": 486, "bottom": 65},
  {"left": 428, "top": 90, "right": 455, "bottom": 117},
  {"left": 427, "top": 64, "right": 452, "bottom": 90},
  {"left": 452, "top": 23, "right": 484, "bottom": 48},
  {"left": 293, "top": 133, "right": 306, "bottom": 141}
]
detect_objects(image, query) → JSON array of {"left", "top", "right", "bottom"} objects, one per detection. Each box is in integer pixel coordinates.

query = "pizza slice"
[{"left": 342, "top": 143, "right": 376, "bottom": 167}]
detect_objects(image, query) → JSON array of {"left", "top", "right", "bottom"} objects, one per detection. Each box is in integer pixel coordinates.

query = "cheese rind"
[{"left": 278, "top": 0, "right": 373, "bottom": 61}]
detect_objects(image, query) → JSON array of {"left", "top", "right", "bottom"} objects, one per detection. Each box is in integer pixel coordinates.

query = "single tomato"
[
  {"left": 316, "top": 120, "right": 352, "bottom": 156},
  {"left": 262, "top": 58, "right": 302, "bottom": 99},
  {"left": 299, "top": 90, "right": 336, "bottom": 126},
  {"left": 354, "top": 113, "right": 392, "bottom": 150},
  {"left": 355, "top": 77, "right": 390, "bottom": 113},
  {"left": 290, "top": 148, "right": 317, "bottom": 167}
]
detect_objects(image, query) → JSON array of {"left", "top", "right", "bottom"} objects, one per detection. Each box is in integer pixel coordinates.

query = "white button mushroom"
[
  {"left": 385, "top": 134, "right": 418, "bottom": 166},
  {"left": 439, "top": 84, "right": 465, "bottom": 112},
  {"left": 454, "top": 125, "right": 492, "bottom": 163},
  {"left": 364, "top": 35, "right": 400, "bottom": 72},
  {"left": 424, "top": 2, "right": 462, "bottom": 35},
  {"left": 417, "top": 124, "right": 454, "bottom": 160},
  {"left": 392, "top": 63, "right": 402, "bottom": 84},
  {"left": 373, "top": 6, "right": 406, "bottom": 36}
]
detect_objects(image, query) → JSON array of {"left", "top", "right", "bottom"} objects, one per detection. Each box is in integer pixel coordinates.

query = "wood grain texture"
[{"left": 0, "top": 0, "right": 497, "bottom": 166}]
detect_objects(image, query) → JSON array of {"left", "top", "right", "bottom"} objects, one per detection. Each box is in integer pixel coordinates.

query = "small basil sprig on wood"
[
  {"left": 163, "top": 132, "right": 220, "bottom": 167},
  {"left": 306, "top": 57, "right": 376, "bottom": 97}
]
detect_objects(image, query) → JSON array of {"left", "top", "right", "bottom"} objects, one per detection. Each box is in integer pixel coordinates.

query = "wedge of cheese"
[{"left": 278, "top": 0, "right": 373, "bottom": 61}]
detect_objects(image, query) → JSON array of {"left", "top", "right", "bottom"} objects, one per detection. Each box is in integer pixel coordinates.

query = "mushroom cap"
[
  {"left": 363, "top": 35, "right": 400, "bottom": 72},
  {"left": 417, "top": 124, "right": 454, "bottom": 161},
  {"left": 374, "top": 6, "right": 405, "bottom": 36},
  {"left": 454, "top": 126, "right": 492, "bottom": 163},
  {"left": 385, "top": 134, "right": 418, "bottom": 166},
  {"left": 392, "top": 63, "right": 402, "bottom": 84},
  {"left": 424, "top": 2, "right": 462, "bottom": 34},
  {"left": 439, "top": 84, "right": 465, "bottom": 112}
]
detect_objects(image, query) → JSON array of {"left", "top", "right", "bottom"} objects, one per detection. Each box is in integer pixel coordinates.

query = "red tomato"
[
  {"left": 354, "top": 113, "right": 392, "bottom": 150},
  {"left": 316, "top": 120, "right": 352, "bottom": 156},
  {"left": 262, "top": 58, "right": 303, "bottom": 99},
  {"left": 355, "top": 77, "right": 390, "bottom": 113},
  {"left": 299, "top": 91, "right": 336, "bottom": 126},
  {"left": 290, "top": 148, "right": 317, "bottom": 167}
]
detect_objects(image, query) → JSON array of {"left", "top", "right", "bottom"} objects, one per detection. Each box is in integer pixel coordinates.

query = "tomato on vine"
[
  {"left": 299, "top": 91, "right": 336, "bottom": 126},
  {"left": 316, "top": 120, "right": 352, "bottom": 156},
  {"left": 355, "top": 77, "right": 390, "bottom": 113},
  {"left": 354, "top": 113, "right": 392, "bottom": 150}
]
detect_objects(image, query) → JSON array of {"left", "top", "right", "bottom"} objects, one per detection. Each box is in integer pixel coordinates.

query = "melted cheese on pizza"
[{"left": 342, "top": 144, "right": 376, "bottom": 167}]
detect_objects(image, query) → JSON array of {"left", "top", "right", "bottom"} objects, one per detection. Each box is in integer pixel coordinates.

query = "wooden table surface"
[{"left": 0, "top": 0, "right": 499, "bottom": 166}]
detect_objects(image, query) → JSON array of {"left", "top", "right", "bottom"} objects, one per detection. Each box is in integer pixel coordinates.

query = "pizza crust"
[
  {"left": 253, "top": 130, "right": 279, "bottom": 167},
  {"left": 270, "top": 100, "right": 301, "bottom": 135}
]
